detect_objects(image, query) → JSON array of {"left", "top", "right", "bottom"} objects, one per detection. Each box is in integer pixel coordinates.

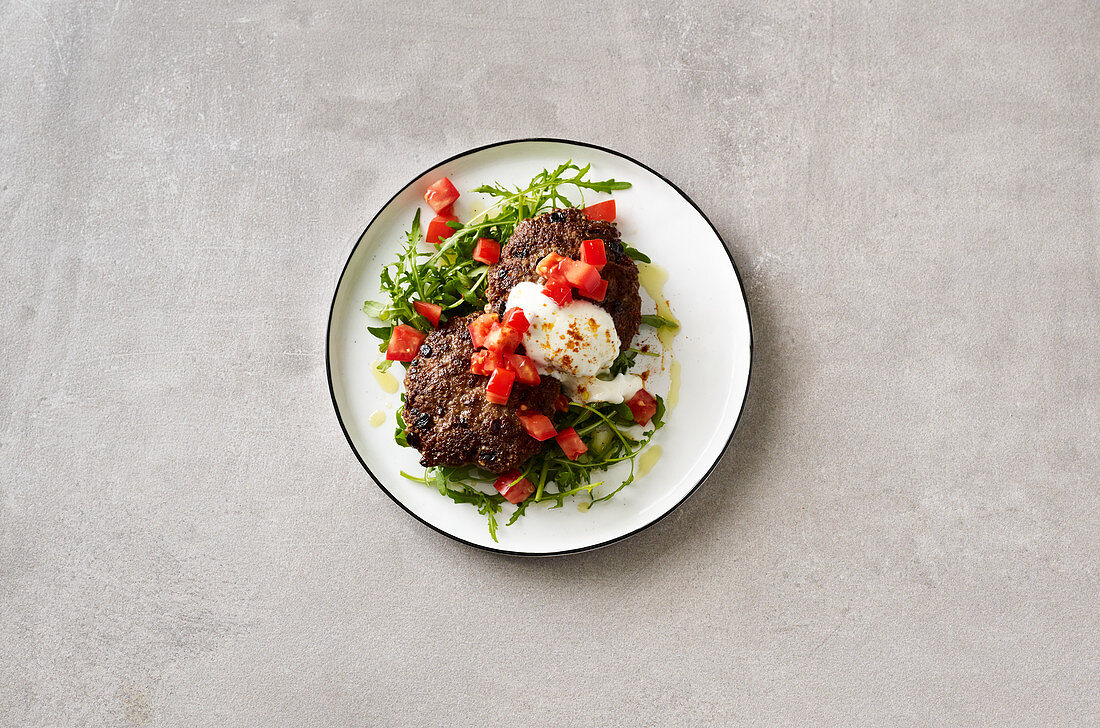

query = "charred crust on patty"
[
  {"left": 402, "top": 314, "right": 561, "bottom": 473},
  {"left": 486, "top": 207, "right": 640, "bottom": 349}
]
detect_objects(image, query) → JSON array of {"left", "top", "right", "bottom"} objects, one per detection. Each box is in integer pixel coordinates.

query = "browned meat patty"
[
  {"left": 486, "top": 207, "right": 641, "bottom": 350},
  {"left": 402, "top": 313, "right": 562, "bottom": 473}
]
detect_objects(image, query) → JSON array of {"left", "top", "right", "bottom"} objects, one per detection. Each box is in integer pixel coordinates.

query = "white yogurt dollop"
[
  {"left": 505, "top": 282, "right": 620, "bottom": 377},
  {"left": 560, "top": 372, "right": 644, "bottom": 404},
  {"left": 505, "top": 281, "right": 643, "bottom": 404}
]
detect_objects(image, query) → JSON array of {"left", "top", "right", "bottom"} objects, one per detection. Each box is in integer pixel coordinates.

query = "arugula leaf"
[
  {"left": 609, "top": 350, "right": 637, "bottom": 377},
  {"left": 506, "top": 498, "right": 531, "bottom": 526},
  {"left": 363, "top": 162, "right": 634, "bottom": 348},
  {"left": 640, "top": 314, "right": 679, "bottom": 330},
  {"left": 651, "top": 394, "right": 667, "bottom": 429},
  {"left": 623, "top": 245, "right": 651, "bottom": 263},
  {"left": 394, "top": 405, "right": 408, "bottom": 447}
]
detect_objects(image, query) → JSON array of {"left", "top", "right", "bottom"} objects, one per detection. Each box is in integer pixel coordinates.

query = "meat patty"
[
  {"left": 402, "top": 313, "right": 561, "bottom": 473},
  {"left": 486, "top": 207, "right": 641, "bottom": 350}
]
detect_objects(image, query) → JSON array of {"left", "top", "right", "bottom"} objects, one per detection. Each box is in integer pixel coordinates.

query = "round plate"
[{"left": 327, "top": 139, "right": 752, "bottom": 556}]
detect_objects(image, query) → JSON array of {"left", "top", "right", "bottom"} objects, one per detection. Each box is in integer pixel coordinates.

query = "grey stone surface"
[{"left": 1, "top": 0, "right": 1097, "bottom": 725}]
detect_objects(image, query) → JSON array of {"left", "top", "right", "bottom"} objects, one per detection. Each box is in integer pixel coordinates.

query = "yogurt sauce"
[
  {"left": 562, "top": 371, "right": 644, "bottom": 404},
  {"left": 505, "top": 282, "right": 643, "bottom": 404}
]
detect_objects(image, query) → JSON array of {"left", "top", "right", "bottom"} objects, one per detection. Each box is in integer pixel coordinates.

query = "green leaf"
[
  {"left": 394, "top": 405, "right": 408, "bottom": 447},
  {"left": 622, "top": 245, "right": 650, "bottom": 263},
  {"left": 367, "top": 325, "right": 392, "bottom": 341},
  {"left": 609, "top": 349, "right": 637, "bottom": 377},
  {"left": 640, "top": 314, "right": 679, "bottom": 330},
  {"left": 506, "top": 499, "right": 531, "bottom": 526},
  {"left": 651, "top": 394, "right": 667, "bottom": 429}
]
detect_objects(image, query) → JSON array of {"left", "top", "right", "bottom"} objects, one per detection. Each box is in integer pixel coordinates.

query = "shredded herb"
[{"left": 365, "top": 163, "right": 671, "bottom": 542}]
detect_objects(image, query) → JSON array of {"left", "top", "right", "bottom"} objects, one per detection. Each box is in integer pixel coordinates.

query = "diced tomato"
[
  {"left": 470, "top": 349, "right": 503, "bottom": 376},
  {"left": 485, "top": 367, "right": 515, "bottom": 404},
  {"left": 580, "top": 239, "right": 607, "bottom": 270},
  {"left": 626, "top": 389, "right": 658, "bottom": 426},
  {"left": 506, "top": 354, "right": 540, "bottom": 386},
  {"left": 554, "top": 394, "right": 570, "bottom": 412},
  {"left": 473, "top": 237, "right": 500, "bottom": 265},
  {"left": 425, "top": 213, "right": 459, "bottom": 245},
  {"left": 517, "top": 412, "right": 556, "bottom": 441},
  {"left": 424, "top": 177, "right": 460, "bottom": 213},
  {"left": 555, "top": 427, "right": 588, "bottom": 461},
  {"left": 582, "top": 199, "right": 616, "bottom": 222},
  {"left": 412, "top": 300, "right": 442, "bottom": 327},
  {"left": 384, "top": 324, "right": 426, "bottom": 362},
  {"left": 467, "top": 313, "right": 498, "bottom": 348},
  {"left": 483, "top": 323, "right": 522, "bottom": 356},
  {"left": 542, "top": 279, "right": 572, "bottom": 307},
  {"left": 561, "top": 259, "right": 602, "bottom": 293},
  {"left": 502, "top": 307, "right": 529, "bottom": 334},
  {"left": 579, "top": 277, "right": 608, "bottom": 302},
  {"left": 493, "top": 470, "right": 535, "bottom": 505},
  {"left": 536, "top": 252, "right": 567, "bottom": 279}
]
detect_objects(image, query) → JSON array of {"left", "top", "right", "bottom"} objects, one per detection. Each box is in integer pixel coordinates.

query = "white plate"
[{"left": 327, "top": 139, "right": 752, "bottom": 555}]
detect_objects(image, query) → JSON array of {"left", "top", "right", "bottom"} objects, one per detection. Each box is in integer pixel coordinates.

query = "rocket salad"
[{"left": 363, "top": 162, "right": 677, "bottom": 541}]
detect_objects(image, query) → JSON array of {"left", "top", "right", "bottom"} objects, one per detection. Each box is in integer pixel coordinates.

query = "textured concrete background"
[{"left": 2, "top": 1, "right": 1098, "bottom": 725}]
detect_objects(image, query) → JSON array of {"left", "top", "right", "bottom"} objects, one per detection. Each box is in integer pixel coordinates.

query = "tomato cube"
[
  {"left": 470, "top": 349, "right": 503, "bottom": 376},
  {"left": 467, "top": 313, "right": 498, "bottom": 348},
  {"left": 536, "top": 252, "right": 567, "bottom": 279},
  {"left": 562, "top": 260, "right": 602, "bottom": 293},
  {"left": 483, "top": 323, "right": 522, "bottom": 356},
  {"left": 580, "top": 239, "right": 607, "bottom": 270},
  {"left": 517, "top": 412, "right": 556, "bottom": 441},
  {"left": 502, "top": 307, "right": 530, "bottom": 334},
  {"left": 626, "top": 389, "right": 658, "bottom": 426},
  {"left": 579, "top": 277, "right": 608, "bottom": 302},
  {"left": 473, "top": 237, "right": 500, "bottom": 265},
  {"left": 412, "top": 300, "right": 442, "bottom": 327},
  {"left": 485, "top": 367, "right": 515, "bottom": 404},
  {"left": 425, "top": 213, "right": 459, "bottom": 245},
  {"left": 542, "top": 279, "right": 572, "bottom": 307},
  {"left": 424, "top": 177, "right": 460, "bottom": 213},
  {"left": 582, "top": 199, "right": 616, "bottom": 222},
  {"left": 554, "top": 394, "right": 570, "bottom": 412},
  {"left": 385, "top": 324, "right": 426, "bottom": 362},
  {"left": 506, "top": 354, "right": 540, "bottom": 386},
  {"left": 555, "top": 427, "right": 588, "bottom": 460},
  {"left": 493, "top": 470, "right": 535, "bottom": 505}
]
